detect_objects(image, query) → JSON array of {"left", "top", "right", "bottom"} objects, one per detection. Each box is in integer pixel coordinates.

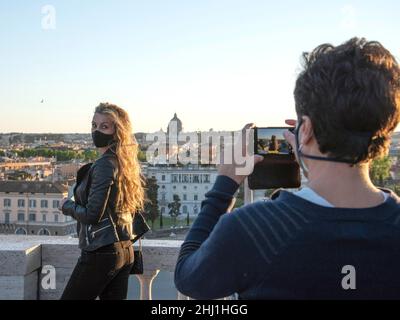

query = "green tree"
[
  {"left": 13, "top": 148, "right": 97, "bottom": 162},
  {"left": 392, "top": 184, "right": 400, "bottom": 196},
  {"left": 138, "top": 150, "right": 147, "bottom": 162},
  {"left": 168, "top": 194, "right": 181, "bottom": 228},
  {"left": 142, "top": 177, "right": 160, "bottom": 229},
  {"left": 186, "top": 208, "right": 190, "bottom": 226},
  {"left": 370, "top": 156, "right": 392, "bottom": 186},
  {"left": 83, "top": 149, "right": 98, "bottom": 161}
]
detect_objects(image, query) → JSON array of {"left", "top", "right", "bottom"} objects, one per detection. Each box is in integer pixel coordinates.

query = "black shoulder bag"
[{"left": 130, "top": 212, "right": 150, "bottom": 275}]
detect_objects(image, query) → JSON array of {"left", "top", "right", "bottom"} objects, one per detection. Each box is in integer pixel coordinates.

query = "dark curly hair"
[{"left": 294, "top": 37, "right": 400, "bottom": 164}]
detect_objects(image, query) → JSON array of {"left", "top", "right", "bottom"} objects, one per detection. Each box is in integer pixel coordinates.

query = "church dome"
[{"left": 167, "top": 113, "right": 183, "bottom": 133}]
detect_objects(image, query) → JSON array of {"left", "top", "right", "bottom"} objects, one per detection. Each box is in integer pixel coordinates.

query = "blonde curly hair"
[{"left": 95, "top": 103, "right": 145, "bottom": 214}]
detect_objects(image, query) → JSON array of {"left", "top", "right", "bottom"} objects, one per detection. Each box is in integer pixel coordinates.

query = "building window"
[
  {"left": 54, "top": 214, "right": 59, "bottom": 223},
  {"left": 161, "top": 207, "right": 165, "bottom": 214},
  {"left": 194, "top": 195, "right": 198, "bottom": 201},
  {"left": 183, "top": 194, "right": 187, "bottom": 201},
  {"left": 29, "top": 213, "right": 36, "bottom": 222},
  {"left": 162, "top": 185, "right": 165, "bottom": 189},
  {"left": 18, "top": 199, "right": 25, "bottom": 208},
  {"left": 4, "top": 212, "right": 10, "bottom": 224},
  {"left": 15, "top": 228, "right": 27, "bottom": 235},
  {"left": 194, "top": 206, "right": 199, "bottom": 214},
  {"left": 183, "top": 186, "right": 187, "bottom": 190},
  {"left": 42, "top": 214, "right": 47, "bottom": 222},
  {"left": 3, "top": 199, "right": 11, "bottom": 207},
  {"left": 203, "top": 174, "right": 210, "bottom": 183},
  {"left": 182, "top": 205, "right": 188, "bottom": 214},
  {"left": 17, "top": 213, "right": 25, "bottom": 222},
  {"left": 53, "top": 200, "right": 60, "bottom": 209},
  {"left": 172, "top": 175, "right": 178, "bottom": 183},
  {"left": 29, "top": 199, "right": 36, "bottom": 208},
  {"left": 38, "top": 229, "right": 50, "bottom": 236},
  {"left": 173, "top": 186, "right": 177, "bottom": 190},
  {"left": 182, "top": 174, "right": 189, "bottom": 183},
  {"left": 162, "top": 175, "right": 166, "bottom": 181},
  {"left": 41, "top": 200, "right": 48, "bottom": 208},
  {"left": 193, "top": 175, "right": 200, "bottom": 183}
]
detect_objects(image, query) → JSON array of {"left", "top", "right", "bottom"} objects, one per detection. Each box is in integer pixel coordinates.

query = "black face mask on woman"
[{"left": 92, "top": 130, "right": 115, "bottom": 148}]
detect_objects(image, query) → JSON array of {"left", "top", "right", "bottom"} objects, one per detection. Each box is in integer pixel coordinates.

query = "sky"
[{"left": 1, "top": 0, "right": 400, "bottom": 133}]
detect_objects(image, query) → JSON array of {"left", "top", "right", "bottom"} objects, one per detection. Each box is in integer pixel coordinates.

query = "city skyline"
[{"left": 2, "top": 1, "right": 400, "bottom": 133}]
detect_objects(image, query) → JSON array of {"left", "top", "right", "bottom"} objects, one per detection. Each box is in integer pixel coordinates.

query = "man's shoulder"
[
  {"left": 230, "top": 198, "right": 280, "bottom": 221},
  {"left": 230, "top": 190, "right": 308, "bottom": 225}
]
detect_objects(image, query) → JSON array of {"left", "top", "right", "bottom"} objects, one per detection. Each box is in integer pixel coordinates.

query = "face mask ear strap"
[
  {"left": 295, "top": 117, "right": 358, "bottom": 165},
  {"left": 294, "top": 118, "right": 310, "bottom": 176}
]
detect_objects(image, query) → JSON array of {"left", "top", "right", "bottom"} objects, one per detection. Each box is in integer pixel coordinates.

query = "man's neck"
[{"left": 306, "top": 162, "right": 385, "bottom": 208}]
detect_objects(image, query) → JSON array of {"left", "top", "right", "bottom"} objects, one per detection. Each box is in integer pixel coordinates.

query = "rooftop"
[{"left": 0, "top": 181, "right": 68, "bottom": 194}]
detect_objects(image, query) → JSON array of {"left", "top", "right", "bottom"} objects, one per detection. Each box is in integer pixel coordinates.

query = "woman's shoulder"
[
  {"left": 76, "top": 162, "right": 93, "bottom": 180},
  {"left": 94, "top": 152, "right": 117, "bottom": 167},
  {"left": 92, "top": 153, "right": 118, "bottom": 179}
]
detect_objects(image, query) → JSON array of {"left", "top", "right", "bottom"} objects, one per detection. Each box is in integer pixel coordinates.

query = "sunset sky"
[{"left": 1, "top": 0, "right": 400, "bottom": 133}]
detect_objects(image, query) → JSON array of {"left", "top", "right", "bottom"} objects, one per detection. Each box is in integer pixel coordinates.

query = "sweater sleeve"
[{"left": 174, "top": 175, "right": 255, "bottom": 299}]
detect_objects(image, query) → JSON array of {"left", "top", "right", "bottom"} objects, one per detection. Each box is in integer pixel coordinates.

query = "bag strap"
[{"left": 139, "top": 238, "right": 142, "bottom": 251}]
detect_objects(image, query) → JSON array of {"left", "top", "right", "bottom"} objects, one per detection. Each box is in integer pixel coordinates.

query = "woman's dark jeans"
[{"left": 61, "top": 240, "right": 134, "bottom": 300}]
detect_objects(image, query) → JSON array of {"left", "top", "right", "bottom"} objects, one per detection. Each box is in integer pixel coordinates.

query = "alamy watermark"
[
  {"left": 41, "top": 5, "right": 56, "bottom": 30},
  {"left": 341, "top": 265, "right": 356, "bottom": 290},
  {"left": 41, "top": 265, "right": 56, "bottom": 290}
]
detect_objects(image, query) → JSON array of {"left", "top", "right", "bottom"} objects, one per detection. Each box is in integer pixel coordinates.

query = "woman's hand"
[
  {"left": 58, "top": 197, "right": 69, "bottom": 211},
  {"left": 217, "top": 123, "right": 264, "bottom": 185}
]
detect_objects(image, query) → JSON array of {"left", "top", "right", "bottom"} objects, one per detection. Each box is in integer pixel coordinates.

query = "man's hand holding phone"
[
  {"left": 217, "top": 123, "right": 264, "bottom": 186},
  {"left": 248, "top": 120, "right": 301, "bottom": 190},
  {"left": 283, "top": 119, "right": 297, "bottom": 149}
]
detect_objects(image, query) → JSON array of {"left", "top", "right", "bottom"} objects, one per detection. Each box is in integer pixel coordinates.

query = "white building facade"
[{"left": 145, "top": 165, "right": 218, "bottom": 217}]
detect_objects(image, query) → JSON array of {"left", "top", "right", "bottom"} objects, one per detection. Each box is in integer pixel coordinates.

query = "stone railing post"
[
  {"left": 0, "top": 237, "right": 42, "bottom": 300},
  {"left": 135, "top": 269, "right": 160, "bottom": 300}
]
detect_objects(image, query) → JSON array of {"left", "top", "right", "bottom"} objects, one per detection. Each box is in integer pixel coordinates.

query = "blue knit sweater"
[{"left": 174, "top": 175, "right": 400, "bottom": 300}]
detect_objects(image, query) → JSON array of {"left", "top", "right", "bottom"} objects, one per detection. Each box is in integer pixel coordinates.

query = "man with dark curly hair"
[{"left": 175, "top": 38, "right": 400, "bottom": 299}]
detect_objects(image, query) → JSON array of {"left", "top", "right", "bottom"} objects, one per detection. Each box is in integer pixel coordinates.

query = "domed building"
[
  {"left": 166, "top": 113, "right": 183, "bottom": 164},
  {"left": 167, "top": 113, "right": 183, "bottom": 135}
]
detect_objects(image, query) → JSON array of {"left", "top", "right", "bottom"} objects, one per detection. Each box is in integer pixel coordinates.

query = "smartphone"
[{"left": 248, "top": 127, "right": 301, "bottom": 190}]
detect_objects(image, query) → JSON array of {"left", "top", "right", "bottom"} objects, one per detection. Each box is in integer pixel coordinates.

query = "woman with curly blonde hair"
[{"left": 60, "top": 103, "right": 146, "bottom": 300}]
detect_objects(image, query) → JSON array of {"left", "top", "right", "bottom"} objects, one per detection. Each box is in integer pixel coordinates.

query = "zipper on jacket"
[
  {"left": 90, "top": 224, "right": 112, "bottom": 239},
  {"left": 85, "top": 225, "right": 90, "bottom": 245}
]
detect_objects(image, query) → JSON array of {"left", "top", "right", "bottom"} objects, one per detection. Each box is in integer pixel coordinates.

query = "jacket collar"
[{"left": 103, "top": 145, "right": 117, "bottom": 157}]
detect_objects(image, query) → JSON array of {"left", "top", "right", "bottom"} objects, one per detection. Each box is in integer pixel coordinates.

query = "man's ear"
[{"left": 299, "top": 116, "right": 314, "bottom": 145}]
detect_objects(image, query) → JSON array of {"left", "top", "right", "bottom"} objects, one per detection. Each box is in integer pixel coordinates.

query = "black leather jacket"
[{"left": 62, "top": 148, "right": 148, "bottom": 251}]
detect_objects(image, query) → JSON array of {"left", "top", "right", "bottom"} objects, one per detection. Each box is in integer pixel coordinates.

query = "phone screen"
[
  {"left": 255, "top": 127, "right": 293, "bottom": 155},
  {"left": 249, "top": 127, "right": 300, "bottom": 190}
]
